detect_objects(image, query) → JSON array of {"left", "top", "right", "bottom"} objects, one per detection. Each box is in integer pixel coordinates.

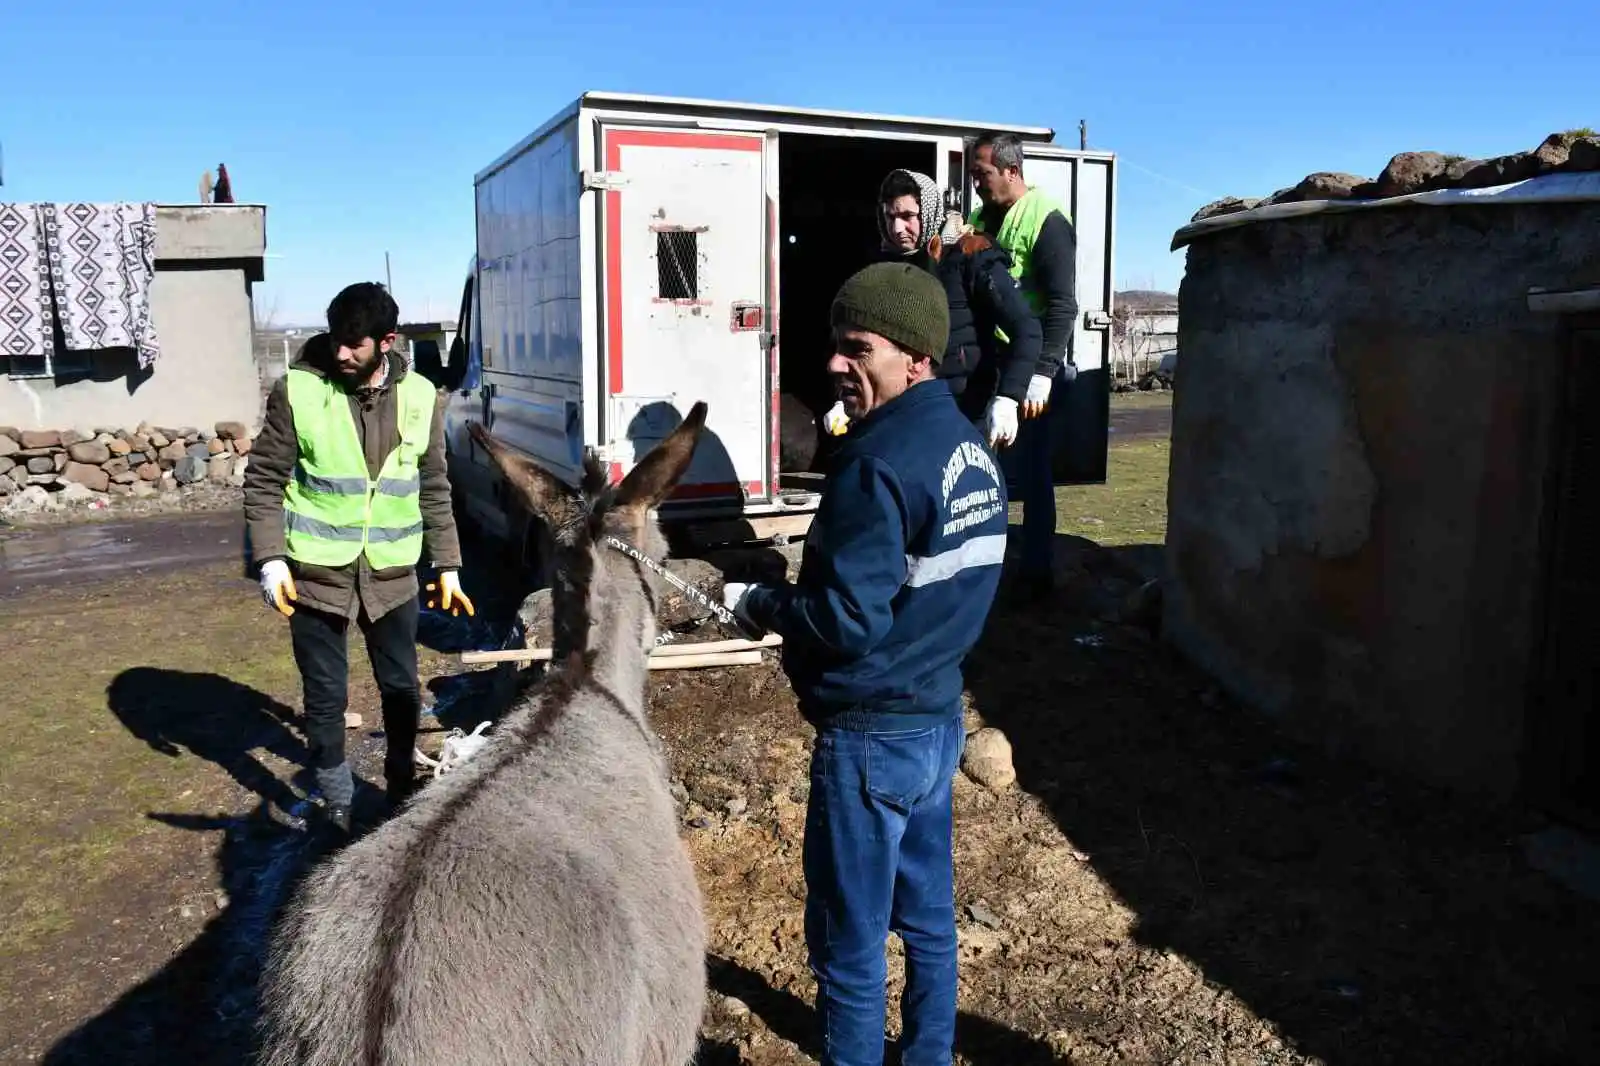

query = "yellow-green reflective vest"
[
  {"left": 282, "top": 368, "right": 433, "bottom": 569},
  {"left": 968, "top": 187, "right": 1071, "bottom": 318}
]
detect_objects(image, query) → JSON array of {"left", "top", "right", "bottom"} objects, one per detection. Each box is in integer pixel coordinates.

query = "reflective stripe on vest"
[
  {"left": 969, "top": 187, "right": 1070, "bottom": 317},
  {"left": 281, "top": 367, "right": 434, "bottom": 569}
]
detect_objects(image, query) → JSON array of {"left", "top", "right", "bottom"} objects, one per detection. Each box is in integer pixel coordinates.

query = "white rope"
[{"left": 413, "top": 720, "right": 493, "bottom": 779}]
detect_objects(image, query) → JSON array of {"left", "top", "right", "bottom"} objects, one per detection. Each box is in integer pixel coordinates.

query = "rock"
[
  {"left": 1444, "top": 156, "right": 1485, "bottom": 184},
  {"left": 53, "top": 451, "right": 68, "bottom": 473},
  {"left": 186, "top": 442, "right": 211, "bottom": 462},
  {"left": 107, "top": 437, "right": 132, "bottom": 457},
  {"left": 26, "top": 456, "right": 54, "bottom": 475},
  {"left": 149, "top": 431, "right": 170, "bottom": 449},
  {"left": 233, "top": 436, "right": 253, "bottom": 457},
  {"left": 158, "top": 441, "right": 188, "bottom": 463},
  {"left": 199, "top": 429, "right": 218, "bottom": 443},
  {"left": 58, "top": 428, "right": 87, "bottom": 447},
  {"left": 961, "top": 728, "right": 1017, "bottom": 792},
  {"left": 0, "top": 456, "right": 13, "bottom": 476},
  {"left": 1565, "top": 137, "right": 1600, "bottom": 173},
  {"left": 125, "top": 452, "right": 148, "bottom": 466},
  {"left": 1373, "top": 151, "right": 1452, "bottom": 197},
  {"left": 215, "top": 421, "right": 249, "bottom": 441},
  {"left": 0, "top": 426, "right": 19, "bottom": 441},
  {"left": 208, "top": 454, "right": 233, "bottom": 482},
  {"left": 1531, "top": 132, "right": 1580, "bottom": 173},
  {"left": 173, "top": 456, "right": 207, "bottom": 484},
  {"left": 103, "top": 457, "right": 130, "bottom": 476},
  {"left": 131, "top": 480, "right": 158, "bottom": 498},
  {"left": 67, "top": 441, "right": 112, "bottom": 465},
  {"left": 0, "top": 474, "right": 16, "bottom": 495},
  {"left": 965, "top": 902, "right": 1003, "bottom": 930},
  {"left": 1191, "top": 196, "right": 1262, "bottom": 223},
  {"left": 59, "top": 481, "right": 99, "bottom": 505},
  {"left": 176, "top": 427, "right": 199, "bottom": 441},
  {"left": 3, "top": 485, "right": 51, "bottom": 514},
  {"left": 111, "top": 470, "right": 139, "bottom": 485},
  {"left": 108, "top": 481, "right": 134, "bottom": 497},
  {"left": 128, "top": 433, "right": 151, "bottom": 452},
  {"left": 0, "top": 435, "right": 18, "bottom": 457},
  {"left": 724, "top": 796, "right": 749, "bottom": 818},
  {"left": 62, "top": 461, "right": 110, "bottom": 492},
  {"left": 1274, "top": 172, "right": 1369, "bottom": 204},
  {"left": 1453, "top": 153, "right": 1539, "bottom": 190},
  {"left": 20, "top": 430, "right": 60, "bottom": 449},
  {"left": 207, "top": 437, "right": 227, "bottom": 456},
  {"left": 28, "top": 473, "right": 60, "bottom": 487},
  {"left": 137, "top": 462, "right": 161, "bottom": 481},
  {"left": 230, "top": 455, "right": 249, "bottom": 487}
]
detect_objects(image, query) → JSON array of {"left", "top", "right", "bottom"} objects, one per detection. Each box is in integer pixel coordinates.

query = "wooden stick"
[
  {"left": 652, "top": 633, "right": 782, "bottom": 657},
  {"left": 647, "top": 650, "right": 762, "bottom": 670},
  {"left": 458, "top": 634, "right": 780, "bottom": 667}
]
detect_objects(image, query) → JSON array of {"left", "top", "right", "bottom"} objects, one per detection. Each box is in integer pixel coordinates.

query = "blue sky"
[{"left": 3, "top": 0, "right": 1592, "bottom": 325}]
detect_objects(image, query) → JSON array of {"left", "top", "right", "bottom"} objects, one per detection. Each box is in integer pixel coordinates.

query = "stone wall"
[
  {"left": 1165, "top": 196, "right": 1600, "bottom": 798},
  {"left": 0, "top": 421, "right": 255, "bottom": 518}
]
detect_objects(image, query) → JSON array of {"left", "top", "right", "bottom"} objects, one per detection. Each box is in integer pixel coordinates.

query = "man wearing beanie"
[{"left": 723, "top": 261, "right": 1009, "bottom": 1066}]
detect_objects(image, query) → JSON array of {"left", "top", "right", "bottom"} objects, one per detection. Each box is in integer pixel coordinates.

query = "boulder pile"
[
  {"left": 0, "top": 421, "right": 256, "bottom": 515},
  {"left": 1193, "top": 128, "right": 1600, "bottom": 222}
]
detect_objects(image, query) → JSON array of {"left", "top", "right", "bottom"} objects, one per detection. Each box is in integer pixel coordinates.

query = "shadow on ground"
[
  {"left": 708, "top": 955, "right": 1061, "bottom": 1064},
  {"left": 965, "top": 530, "right": 1600, "bottom": 1065},
  {"left": 106, "top": 668, "right": 311, "bottom": 818},
  {"left": 39, "top": 802, "right": 320, "bottom": 1065}
]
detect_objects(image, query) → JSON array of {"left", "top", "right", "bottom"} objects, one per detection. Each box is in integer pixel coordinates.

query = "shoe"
[
  {"left": 325, "top": 803, "right": 352, "bottom": 834},
  {"left": 385, "top": 764, "right": 419, "bottom": 812}
]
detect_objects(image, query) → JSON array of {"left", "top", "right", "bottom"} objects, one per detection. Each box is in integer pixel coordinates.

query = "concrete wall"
[
  {"left": 0, "top": 206, "right": 266, "bottom": 432},
  {"left": 1166, "top": 201, "right": 1600, "bottom": 797}
]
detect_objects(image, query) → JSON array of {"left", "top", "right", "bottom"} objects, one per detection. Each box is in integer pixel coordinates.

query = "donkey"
[{"left": 256, "top": 403, "right": 713, "bottom": 1066}]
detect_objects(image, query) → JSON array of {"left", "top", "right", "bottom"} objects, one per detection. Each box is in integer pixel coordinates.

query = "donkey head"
[{"left": 469, "top": 403, "right": 708, "bottom": 657}]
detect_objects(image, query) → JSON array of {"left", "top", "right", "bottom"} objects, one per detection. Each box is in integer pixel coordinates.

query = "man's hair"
[
  {"left": 972, "top": 131, "right": 1025, "bottom": 175},
  {"left": 880, "top": 170, "right": 922, "bottom": 204},
  {"left": 326, "top": 282, "right": 399, "bottom": 346}
]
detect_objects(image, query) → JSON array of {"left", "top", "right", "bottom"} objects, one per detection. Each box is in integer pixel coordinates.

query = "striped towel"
[
  {"left": 0, "top": 202, "right": 54, "bottom": 363},
  {"left": 40, "top": 202, "right": 161, "bottom": 369}
]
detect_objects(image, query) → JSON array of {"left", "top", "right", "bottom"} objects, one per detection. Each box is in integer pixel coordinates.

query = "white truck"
[{"left": 436, "top": 91, "right": 1117, "bottom": 557}]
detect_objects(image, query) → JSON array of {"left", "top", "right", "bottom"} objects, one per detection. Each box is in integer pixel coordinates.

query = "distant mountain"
[{"left": 1116, "top": 289, "right": 1179, "bottom": 310}]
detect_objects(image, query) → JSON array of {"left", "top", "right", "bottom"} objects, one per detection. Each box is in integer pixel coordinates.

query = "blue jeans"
[{"left": 803, "top": 714, "right": 967, "bottom": 1066}]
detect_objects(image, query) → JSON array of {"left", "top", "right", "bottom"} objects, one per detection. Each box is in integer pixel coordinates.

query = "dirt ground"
[{"left": 4, "top": 392, "right": 1599, "bottom": 1065}]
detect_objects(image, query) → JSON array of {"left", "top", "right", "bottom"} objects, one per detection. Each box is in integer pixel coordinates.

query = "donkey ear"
[
  {"left": 468, "top": 422, "right": 580, "bottom": 530},
  {"left": 614, "top": 401, "right": 707, "bottom": 510}
]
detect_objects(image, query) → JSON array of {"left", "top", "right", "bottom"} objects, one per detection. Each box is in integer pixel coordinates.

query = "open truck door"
[
  {"left": 594, "top": 124, "right": 774, "bottom": 508},
  {"left": 964, "top": 142, "right": 1116, "bottom": 485}
]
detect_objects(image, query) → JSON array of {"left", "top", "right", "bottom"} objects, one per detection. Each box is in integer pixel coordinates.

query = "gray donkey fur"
[{"left": 256, "top": 404, "right": 713, "bottom": 1066}]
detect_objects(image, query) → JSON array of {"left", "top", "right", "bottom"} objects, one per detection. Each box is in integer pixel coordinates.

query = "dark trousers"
[
  {"left": 288, "top": 597, "right": 421, "bottom": 780},
  {"left": 803, "top": 712, "right": 966, "bottom": 1066}
]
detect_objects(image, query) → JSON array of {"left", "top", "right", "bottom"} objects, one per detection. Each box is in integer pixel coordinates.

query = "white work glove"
[
  {"left": 1022, "top": 374, "right": 1053, "bottom": 419},
  {"left": 984, "top": 396, "right": 1019, "bottom": 448},
  {"left": 259, "top": 559, "right": 297, "bottom": 617},
  {"left": 425, "top": 569, "right": 476, "bottom": 617},
  {"left": 822, "top": 401, "right": 849, "bottom": 436},
  {"left": 721, "top": 581, "right": 767, "bottom": 638}
]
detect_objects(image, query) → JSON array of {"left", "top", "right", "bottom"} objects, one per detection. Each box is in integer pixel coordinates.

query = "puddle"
[{"left": 0, "top": 511, "right": 243, "bottom": 596}]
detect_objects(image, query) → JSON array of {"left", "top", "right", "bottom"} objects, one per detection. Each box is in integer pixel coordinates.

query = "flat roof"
[{"left": 578, "top": 90, "right": 1056, "bottom": 140}]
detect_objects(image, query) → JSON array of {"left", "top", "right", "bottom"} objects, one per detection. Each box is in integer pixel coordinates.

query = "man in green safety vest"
[
  {"left": 243, "top": 281, "right": 472, "bottom": 838},
  {"left": 967, "top": 131, "right": 1079, "bottom": 602}
]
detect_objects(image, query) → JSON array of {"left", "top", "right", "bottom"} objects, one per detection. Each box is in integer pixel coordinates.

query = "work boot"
[{"left": 385, "top": 757, "right": 420, "bottom": 813}]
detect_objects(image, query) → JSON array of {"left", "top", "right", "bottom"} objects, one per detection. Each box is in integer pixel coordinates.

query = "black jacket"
[{"left": 880, "top": 237, "right": 1042, "bottom": 420}]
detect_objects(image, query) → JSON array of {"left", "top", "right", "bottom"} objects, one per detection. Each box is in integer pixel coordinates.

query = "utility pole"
[
  {"left": 384, "top": 251, "right": 393, "bottom": 295},
  {"left": 1079, "top": 120, "right": 1088, "bottom": 150}
]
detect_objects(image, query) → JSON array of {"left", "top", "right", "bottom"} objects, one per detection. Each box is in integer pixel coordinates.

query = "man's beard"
[{"left": 337, "top": 350, "right": 384, "bottom": 386}]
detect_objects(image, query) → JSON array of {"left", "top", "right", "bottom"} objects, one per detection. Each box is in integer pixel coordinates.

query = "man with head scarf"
[{"left": 822, "top": 168, "right": 1042, "bottom": 451}]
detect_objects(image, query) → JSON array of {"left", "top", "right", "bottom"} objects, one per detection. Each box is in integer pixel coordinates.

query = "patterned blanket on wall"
[{"left": 0, "top": 201, "right": 161, "bottom": 372}]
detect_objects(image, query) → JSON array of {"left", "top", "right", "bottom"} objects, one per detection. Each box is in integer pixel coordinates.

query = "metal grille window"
[{"left": 656, "top": 230, "right": 699, "bottom": 301}]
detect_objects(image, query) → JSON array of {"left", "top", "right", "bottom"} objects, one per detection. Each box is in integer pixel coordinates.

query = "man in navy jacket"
[{"left": 724, "top": 261, "right": 1008, "bottom": 1066}]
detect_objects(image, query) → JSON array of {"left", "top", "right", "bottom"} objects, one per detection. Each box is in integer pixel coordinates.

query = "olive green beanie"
[{"left": 829, "top": 261, "right": 950, "bottom": 365}]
